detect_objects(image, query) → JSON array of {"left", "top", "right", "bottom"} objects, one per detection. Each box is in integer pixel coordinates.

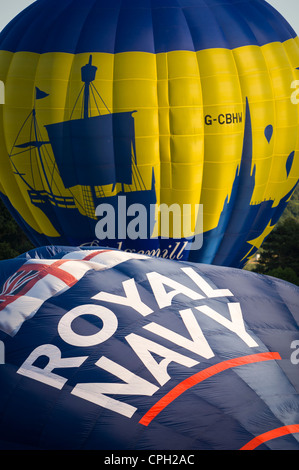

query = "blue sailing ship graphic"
[
  {"left": 9, "top": 55, "right": 156, "bottom": 247},
  {"left": 7, "top": 60, "right": 298, "bottom": 266}
]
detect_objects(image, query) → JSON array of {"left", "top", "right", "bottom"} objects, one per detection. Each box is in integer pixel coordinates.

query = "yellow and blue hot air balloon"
[
  {"left": 0, "top": 0, "right": 298, "bottom": 267},
  {"left": 0, "top": 245, "right": 299, "bottom": 450}
]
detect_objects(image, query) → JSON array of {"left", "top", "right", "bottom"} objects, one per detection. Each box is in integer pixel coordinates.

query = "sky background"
[{"left": 0, "top": 0, "right": 298, "bottom": 35}]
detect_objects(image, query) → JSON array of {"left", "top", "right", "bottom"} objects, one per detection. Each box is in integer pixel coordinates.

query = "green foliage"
[
  {"left": 248, "top": 185, "right": 299, "bottom": 285},
  {"left": 278, "top": 184, "right": 299, "bottom": 223},
  {"left": 0, "top": 199, "right": 34, "bottom": 260},
  {"left": 265, "top": 267, "right": 299, "bottom": 286}
]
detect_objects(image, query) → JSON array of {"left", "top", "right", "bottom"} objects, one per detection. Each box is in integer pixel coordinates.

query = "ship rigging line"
[
  {"left": 90, "top": 85, "right": 101, "bottom": 117},
  {"left": 90, "top": 82, "right": 111, "bottom": 114},
  {"left": 9, "top": 110, "right": 36, "bottom": 191},
  {"left": 70, "top": 84, "right": 85, "bottom": 120}
]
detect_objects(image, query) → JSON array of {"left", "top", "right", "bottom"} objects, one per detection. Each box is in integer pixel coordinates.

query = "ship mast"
[
  {"left": 80, "top": 55, "right": 99, "bottom": 210},
  {"left": 81, "top": 55, "right": 98, "bottom": 119},
  {"left": 32, "top": 108, "right": 54, "bottom": 197}
]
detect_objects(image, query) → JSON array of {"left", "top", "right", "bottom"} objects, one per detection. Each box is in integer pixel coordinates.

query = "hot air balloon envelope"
[{"left": 0, "top": 246, "right": 298, "bottom": 450}]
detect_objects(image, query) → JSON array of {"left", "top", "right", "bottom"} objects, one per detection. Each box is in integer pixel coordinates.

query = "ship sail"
[{"left": 45, "top": 111, "right": 137, "bottom": 189}]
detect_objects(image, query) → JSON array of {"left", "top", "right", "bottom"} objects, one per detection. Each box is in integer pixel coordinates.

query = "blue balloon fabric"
[
  {"left": 0, "top": 246, "right": 298, "bottom": 450},
  {"left": 0, "top": 0, "right": 296, "bottom": 54}
]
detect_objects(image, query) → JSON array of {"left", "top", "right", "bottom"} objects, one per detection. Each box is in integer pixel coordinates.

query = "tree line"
[{"left": 0, "top": 199, "right": 33, "bottom": 260}]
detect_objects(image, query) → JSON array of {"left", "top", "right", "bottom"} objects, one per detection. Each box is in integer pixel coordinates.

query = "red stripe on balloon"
[
  {"left": 83, "top": 250, "right": 112, "bottom": 261},
  {"left": 240, "top": 424, "right": 299, "bottom": 450},
  {"left": 139, "top": 352, "right": 281, "bottom": 426}
]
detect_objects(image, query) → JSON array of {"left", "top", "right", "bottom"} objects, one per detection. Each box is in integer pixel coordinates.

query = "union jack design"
[
  {"left": 0, "top": 270, "right": 40, "bottom": 302},
  {"left": 0, "top": 248, "right": 147, "bottom": 337}
]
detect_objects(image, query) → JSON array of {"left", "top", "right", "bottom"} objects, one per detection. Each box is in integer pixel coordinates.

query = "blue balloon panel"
[{"left": 0, "top": 246, "right": 298, "bottom": 450}]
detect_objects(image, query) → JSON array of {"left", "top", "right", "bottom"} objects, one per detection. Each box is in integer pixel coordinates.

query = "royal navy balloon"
[
  {"left": 0, "top": 0, "right": 298, "bottom": 267},
  {"left": 0, "top": 246, "right": 298, "bottom": 450}
]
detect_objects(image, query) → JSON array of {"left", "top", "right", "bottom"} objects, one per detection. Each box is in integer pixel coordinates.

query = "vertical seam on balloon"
[
  {"left": 165, "top": 50, "right": 172, "bottom": 193},
  {"left": 166, "top": 51, "right": 174, "bottom": 194},
  {"left": 112, "top": 4, "right": 124, "bottom": 192},
  {"left": 248, "top": 41, "right": 277, "bottom": 247},
  {"left": 149, "top": 2, "right": 162, "bottom": 209},
  {"left": 155, "top": 53, "right": 162, "bottom": 207},
  {"left": 180, "top": 6, "right": 205, "bottom": 212}
]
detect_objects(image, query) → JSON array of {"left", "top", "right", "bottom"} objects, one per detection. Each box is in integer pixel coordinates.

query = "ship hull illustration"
[{"left": 9, "top": 55, "right": 157, "bottom": 248}]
